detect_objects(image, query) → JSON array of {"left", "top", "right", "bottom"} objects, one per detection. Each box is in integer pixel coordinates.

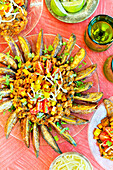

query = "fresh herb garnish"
[
  {"left": 106, "top": 140, "right": 112, "bottom": 146},
  {"left": 49, "top": 127, "right": 52, "bottom": 131},
  {"left": 18, "top": 61, "right": 22, "bottom": 68},
  {"left": 78, "top": 64, "right": 82, "bottom": 69},
  {"left": 54, "top": 136, "right": 59, "bottom": 141},
  {"left": 75, "top": 93, "right": 81, "bottom": 97},
  {"left": 61, "top": 121, "right": 67, "bottom": 125},
  {"left": 76, "top": 81, "right": 83, "bottom": 87},
  {"left": 4, "top": 74, "right": 10, "bottom": 86},
  {"left": 60, "top": 127, "right": 69, "bottom": 134},
  {"left": 66, "top": 61, "right": 69, "bottom": 64},
  {"left": 110, "top": 131, "right": 113, "bottom": 133},
  {"left": 79, "top": 84, "right": 85, "bottom": 89},
  {"left": 8, "top": 105, "right": 15, "bottom": 112},
  {"left": 29, "top": 120, "right": 32, "bottom": 125},
  {"left": 0, "top": 94, "right": 3, "bottom": 100},
  {"left": 70, "top": 56, "right": 74, "bottom": 63},
  {"left": 10, "top": 83, "right": 13, "bottom": 93},
  {"left": 83, "top": 61, "right": 86, "bottom": 65},
  {"left": 14, "top": 56, "right": 22, "bottom": 68},
  {"left": 7, "top": 65, "right": 11, "bottom": 69},
  {"left": 65, "top": 53, "right": 69, "bottom": 56},
  {"left": 43, "top": 45, "right": 48, "bottom": 54},
  {"left": 14, "top": 56, "right": 21, "bottom": 62},
  {"left": 62, "top": 42, "right": 66, "bottom": 46},
  {"left": 14, "top": 8, "right": 19, "bottom": 13},
  {"left": 43, "top": 57, "right": 47, "bottom": 61},
  {"left": 48, "top": 45, "right": 53, "bottom": 52},
  {"left": 6, "top": 51, "right": 12, "bottom": 58},
  {"left": 56, "top": 122, "right": 61, "bottom": 127}
]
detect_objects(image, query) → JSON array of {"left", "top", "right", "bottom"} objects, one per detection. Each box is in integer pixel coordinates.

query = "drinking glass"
[{"left": 84, "top": 15, "right": 113, "bottom": 52}]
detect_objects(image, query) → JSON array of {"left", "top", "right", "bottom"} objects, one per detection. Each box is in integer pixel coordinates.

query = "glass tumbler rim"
[{"left": 87, "top": 14, "right": 113, "bottom": 45}]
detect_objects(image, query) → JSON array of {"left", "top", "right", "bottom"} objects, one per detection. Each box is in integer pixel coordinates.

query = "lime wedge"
[
  {"left": 62, "top": 0, "right": 85, "bottom": 13},
  {"left": 51, "top": 0, "right": 67, "bottom": 16}
]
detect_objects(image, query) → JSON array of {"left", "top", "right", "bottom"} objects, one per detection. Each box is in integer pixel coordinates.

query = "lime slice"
[
  {"left": 62, "top": 0, "right": 85, "bottom": 13},
  {"left": 51, "top": 0, "right": 67, "bottom": 16}
]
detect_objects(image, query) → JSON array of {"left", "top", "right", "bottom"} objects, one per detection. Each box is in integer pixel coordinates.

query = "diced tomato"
[
  {"left": 43, "top": 99, "right": 49, "bottom": 113},
  {"left": 52, "top": 67, "right": 60, "bottom": 76},
  {"left": 36, "top": 61, "right": 44, "bottom": 74},
  {"left": 102, "top": 139, "right": 113, "bottom": 147},
  {"left": 46, "top": 60, "right": 52, "bottom": 74},
  {"left": 30, "top": 107, "right": 37, "bottom": 115},
  {"left": 58, "top": 80, "right": 61, "bottom": 84},
  {"left": 102, "top": 140, "right": 109, "bottom": 147},
  {"left": 19, "top": 1, "right": 24, "bottom": 6},
  {"left": 99, "top": 131, "right": 110, "bottom": 141},
  {"left": 105, "top": 127, "right": 113, "bottom": 137},
  {"left": 36, "top": 101, "right": 43, "bottom": 112}
]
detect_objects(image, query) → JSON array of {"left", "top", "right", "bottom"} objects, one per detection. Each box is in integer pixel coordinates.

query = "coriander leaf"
[
  {"left": 43, "top": 45, "right": 48, "bottom": 54},
  {"left": 8, "top": 65, "right": 11, "bottom": 69},
  {"left": 65, "top": 53, "right": 69, "bottom": 56},
  {"left": 18, "top": 61, "right": 22, "bottom": 68},
  {"left": 56, "top": 122, "right": 61, "bottom": 127},
  {"left": 83, "top": 61, "right": 86, "bottom": 65},
  {"left": 75, "top": 93, "right": 81, "bottom": 97},
  {"left": 61, "top": 121, "right": 67, "bottom": 125},
  {"left": 49, "top": 127, "right": 52, "bottom": 131},
  {"left": 76, "top": 81, "right": 83, "bottom": 87},
  {"left": 54, "top": 136, "right": 59, "bottom": 141},
  {"left": 14, "top": 8, "right": 19, "bottom": 13},
  {"left": 10, "top": 84, "right": 13, "bottom": 93},
  {"left": 78, "top": 64, "right": 82, "bottom": 69},
  {"left": 29, "top": 120, "right": 32, "bottom": 125},
  {"left": 106, "top": 140, "right": 112, "bottom": 146},
  {"left": 48, "top": 45, "right": 53, "bottom": 52},
  {"left": 43, "top": 57, "right": 47, "bottom": 61},
  {"left": 62, "top": 42, "right": 66, "bottom": 46},
  {"left": 14, "top": 56, "right": 21, "bottom": 62},
  {"left": 70, "top": 56, "right": 74, "bottom": 62}
]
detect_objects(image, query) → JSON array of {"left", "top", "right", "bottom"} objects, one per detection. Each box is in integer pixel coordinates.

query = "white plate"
[{"left": 88, "top": 96, "right": 113, "bottom": 170}]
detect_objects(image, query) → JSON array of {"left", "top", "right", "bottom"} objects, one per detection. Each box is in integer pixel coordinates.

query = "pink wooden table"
[{"left": 0, "top": 0, "right": 113, "bottom": 169}]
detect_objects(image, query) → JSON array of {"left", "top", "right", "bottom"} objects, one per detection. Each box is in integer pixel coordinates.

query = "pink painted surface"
[{"left": 0, "top": 0, "right": 113, "bottom": 169}]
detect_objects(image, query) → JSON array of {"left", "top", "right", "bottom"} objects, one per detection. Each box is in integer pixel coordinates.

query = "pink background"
[{"left": 0, "top": 0, "right": 113, "bottom": 169}]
